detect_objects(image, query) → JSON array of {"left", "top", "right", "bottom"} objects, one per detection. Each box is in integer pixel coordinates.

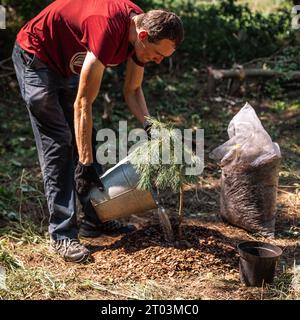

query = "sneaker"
[
  {"left": 79, "top": 219, "right": 136, "bottom": 238},
  {"left": 50, "top": 238, "right": 91, "bottom": 263}
]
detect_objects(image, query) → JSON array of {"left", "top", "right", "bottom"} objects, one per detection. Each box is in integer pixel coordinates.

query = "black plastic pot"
[{"left": 237, "top": 241, "right": 282, "bottom": 287}]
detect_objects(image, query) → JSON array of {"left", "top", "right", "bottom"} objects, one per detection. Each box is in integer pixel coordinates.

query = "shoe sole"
[{"left": 49, "top": 245, "right": 92, "bottom": 263}]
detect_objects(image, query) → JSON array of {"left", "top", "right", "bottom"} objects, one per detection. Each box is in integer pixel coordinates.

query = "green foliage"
[
  {"left": 0, "top": 240, "right": 24, "bottom": 270},
  {"left": 2, "top": 0, "right": 52, "bottom": 23},
  {"left": 272, "top": 47, "right": 300, "bottom": 74},
  {"left": 263, "top": 46, "right": 300, "bottom": 97},
  {"left": 0, "top": 0, "right": 52, "bottom": 58},
  {"left": 138, "top": 0, "right": 293, "bottom": 66},
  {"left": 129, "top": 118, "right": 201, "bottom": 193},
  {"left": 185, "top": 0, "right": 292, "bottom": 65},
  {"left": 0, "top": 97, "right": 46, "bottom": 224}
]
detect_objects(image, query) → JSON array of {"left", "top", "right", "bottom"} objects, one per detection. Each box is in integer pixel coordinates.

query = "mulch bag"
[{"left": 210, "top": 102, "right": 281, "bottom": 237}]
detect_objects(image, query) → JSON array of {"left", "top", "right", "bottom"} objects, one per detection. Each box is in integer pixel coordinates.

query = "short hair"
[{"left": 136, "top": 10, "right": 184, "bottom": 48}]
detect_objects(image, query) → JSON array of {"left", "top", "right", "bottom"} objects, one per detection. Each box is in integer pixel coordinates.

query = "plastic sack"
[{"left": 210, "top": 102, "right": 281, "bottom": 237}]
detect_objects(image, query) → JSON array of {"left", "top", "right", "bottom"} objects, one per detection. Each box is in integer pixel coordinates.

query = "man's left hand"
[{"left": 143, "top": 121, "right": 152, "bottom": 140}]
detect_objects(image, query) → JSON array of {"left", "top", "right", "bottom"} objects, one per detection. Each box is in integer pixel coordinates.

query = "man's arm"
[
  {"left": 123, "top": 57, "right": 150, "bottom": 125},
  {"left": 74, "top": 51, "right": 105, "bottom": 165}
]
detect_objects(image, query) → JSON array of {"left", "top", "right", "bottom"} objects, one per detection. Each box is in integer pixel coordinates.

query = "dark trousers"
[{"left": 12, "top": 42, "right": 102, "bottom": 241}]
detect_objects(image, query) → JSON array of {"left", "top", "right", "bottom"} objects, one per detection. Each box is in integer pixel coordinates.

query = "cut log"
[{"left": 207, "top": 66, "right": 300, "bottom": 96}]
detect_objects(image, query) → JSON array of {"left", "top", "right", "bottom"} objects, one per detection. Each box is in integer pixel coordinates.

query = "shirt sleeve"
[{"left": 81, "top": 15, "right": 121, "bottom": 66}]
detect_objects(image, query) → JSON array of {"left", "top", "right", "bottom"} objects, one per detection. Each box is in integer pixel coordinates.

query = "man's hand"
[
  {"left": 75, "top": 162, "right": 105, "bottom": 196},
  {"left": 143, "top": 120, "right": 152, "bottom": 140}
]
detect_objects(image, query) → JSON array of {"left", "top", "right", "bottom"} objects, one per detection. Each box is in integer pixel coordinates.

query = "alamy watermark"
[
  {"left": 292, "top": 6, "right": 300, "bottom": 30},
  {"left": 0, "top": 5, "right": 6, "bottom": 29},
  {"left": 95, "top": 121, "right": 204, "bottom": 175},
  {"left": 0, "top": 266, "right": 6, "bottom": 290}
]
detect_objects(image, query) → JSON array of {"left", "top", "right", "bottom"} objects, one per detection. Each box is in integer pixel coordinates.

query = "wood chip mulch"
[{"left": 87, "top": 221, "right": 240, "bottom": 283}]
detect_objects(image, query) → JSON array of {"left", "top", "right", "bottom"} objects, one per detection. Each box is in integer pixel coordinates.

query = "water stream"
[{"left": 157, "top": 206, "right": 174, "bottom": 242}]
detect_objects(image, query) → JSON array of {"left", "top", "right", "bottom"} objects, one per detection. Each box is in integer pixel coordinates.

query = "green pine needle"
[{"left": 129, "top": 117, "right": 201, "bottom": 193}]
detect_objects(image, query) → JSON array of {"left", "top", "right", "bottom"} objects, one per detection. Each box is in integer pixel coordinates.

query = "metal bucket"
[{"left": 89, "top": 157, "right": 158, "bottom": 222}]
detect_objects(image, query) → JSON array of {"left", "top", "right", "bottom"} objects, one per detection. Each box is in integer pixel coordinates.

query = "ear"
[{"left": 138, "top": 30, "right": 148, "bottom": 41}]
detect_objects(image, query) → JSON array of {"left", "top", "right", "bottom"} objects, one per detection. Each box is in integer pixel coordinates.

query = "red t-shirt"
[{"left": 17, "top": 0, "right": 144, "bottom": 77}]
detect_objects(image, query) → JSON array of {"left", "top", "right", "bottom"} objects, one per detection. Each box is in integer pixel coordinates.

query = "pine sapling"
[{"left": 129, "top": 118, "right": 201, "bottom": 239}]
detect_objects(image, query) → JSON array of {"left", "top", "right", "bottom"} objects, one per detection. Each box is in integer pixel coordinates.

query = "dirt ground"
[
  {"left": 76, "top": 185, "right": 299, "bottom": 300},
  {"left": 11, "top": 177, "right": 297, "bottom": 300}
]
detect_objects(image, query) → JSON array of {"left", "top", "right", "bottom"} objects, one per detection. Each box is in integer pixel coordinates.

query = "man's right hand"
[{"left": 75, "top": 162, "right": 105, "bottom": 196}]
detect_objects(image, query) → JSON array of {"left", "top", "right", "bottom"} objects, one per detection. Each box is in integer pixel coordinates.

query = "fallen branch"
[
  {"left": 86, "top": 281, "right": 138, "bottom": 299},
  {"left": 0, "top": 57, "right": 12, "bottom": 66},
  {"left": 0, "top": 71, "right": 15, "bottom": 78},
  {"left": 0, "top": 57, "right": 13, "bottom": 72},
  {"left": 0, "top": 65, "right": 14, "bottom": 71},
  {"left": 0, "top": 98, "right": 19, "bottom": 105},
  {"left": 207, "top": 66, "right": 300, "bottom": 96},
  {"left": 209, "top": 67, "right": 300, "bottom": 79},
  {"left": 280, "top": 109, "right": 300, "bottom": 121}
]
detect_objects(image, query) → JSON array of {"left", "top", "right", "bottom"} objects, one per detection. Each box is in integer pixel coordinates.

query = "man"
[{"left": 12, "top": 0, "right": 184, "bottom": 263}]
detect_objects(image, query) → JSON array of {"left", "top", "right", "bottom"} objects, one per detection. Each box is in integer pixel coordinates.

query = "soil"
[{"left": 74, "top": 184, "right": 300, "bottom": 300}]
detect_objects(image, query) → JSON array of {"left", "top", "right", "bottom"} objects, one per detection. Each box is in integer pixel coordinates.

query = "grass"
[
  {"left": 266, "top": 262, "right": 300, "bottom": 300},
  {"left": 0, "top": 224, "right": 91, "bottom": 299},
  {"left": 0, "top": 223, "right": 183, "bottom": 300},
  {"left": 83, "top": 279, "right": 176, "bottom": 300}
]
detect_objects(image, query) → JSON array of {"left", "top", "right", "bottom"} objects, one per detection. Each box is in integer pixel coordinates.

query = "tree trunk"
[{"left": 178, "top": 186, "right": 184, "bottom": 239}]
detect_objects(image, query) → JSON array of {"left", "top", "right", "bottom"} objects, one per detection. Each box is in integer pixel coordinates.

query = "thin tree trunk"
[{"left": 178, "top": 186, "right": 184, "bottom": 239}]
